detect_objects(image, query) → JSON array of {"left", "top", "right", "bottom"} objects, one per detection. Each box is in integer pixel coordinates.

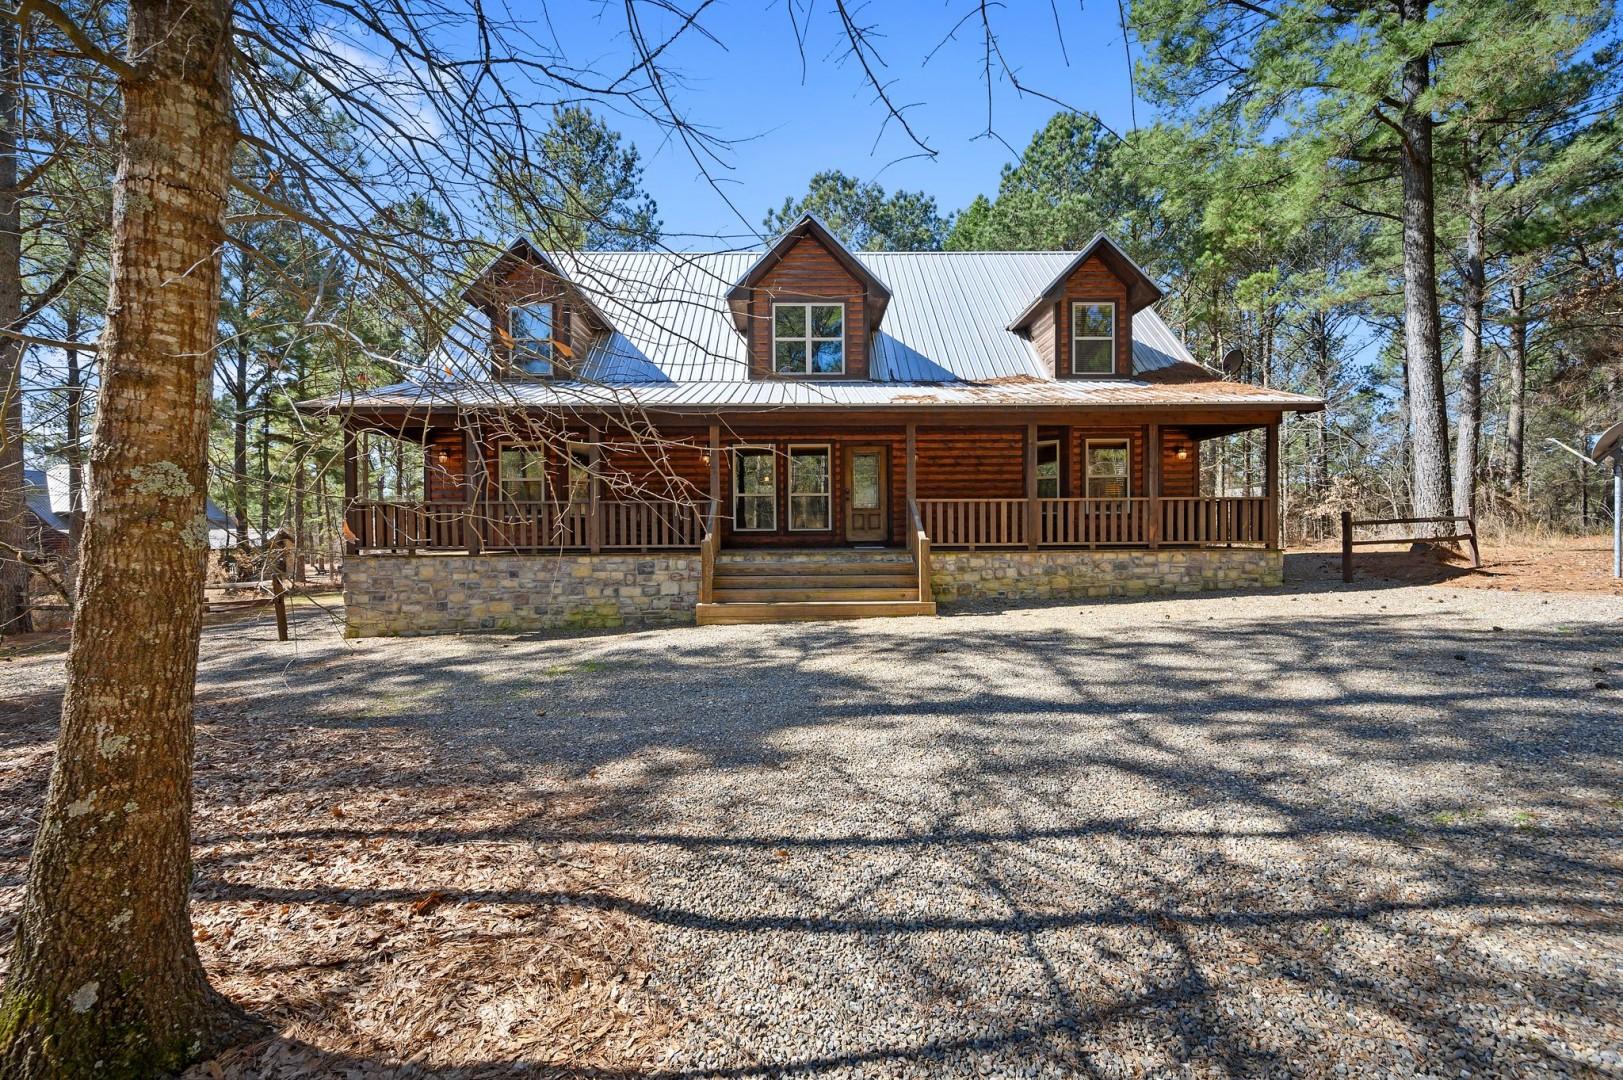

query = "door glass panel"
[{"left": 852, "top": 452, "right": 880, "bottom": 510}]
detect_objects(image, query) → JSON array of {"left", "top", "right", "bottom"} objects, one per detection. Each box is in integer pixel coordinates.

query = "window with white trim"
[
  {"left": 510, "top": 301, "right": 556, "bottom": 376},
  {"left": 1037, "top": 439, "right": 1061, "bottom": 499},
  {"left": 1071, "top": 301, "right": 1115, "bottom": 375},
  {"left": 1085, "top": 440, "right": 1130, "bottom": 498},
  {"left": 787, "top": 446, "right": 832, "bottom": 531},
  {"left": 497, "top": 445, "right": 547, "bottom": 502},
  {"left": 773, "top": 303, "right": 844, "bottom": 375},
  {"left": 733, "top": 448, "right": 776, "bottom": 531}
]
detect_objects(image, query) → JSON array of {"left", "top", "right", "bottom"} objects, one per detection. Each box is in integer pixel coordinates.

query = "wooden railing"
[
  {"left": 921, "top": 496, "right": 1275, "bottom": 549},
  {"left": 347, "top": 499, "right": 703, "bottom": 553},
  {"left": 918, "top": 498, "right": 1029, "bottom": 548},
  {"left": 1159, "top": 496, "right": 1269, "bottom": 545},
  {"left": 1039, "top": 498, "right": 1149, "bottom": 546}
]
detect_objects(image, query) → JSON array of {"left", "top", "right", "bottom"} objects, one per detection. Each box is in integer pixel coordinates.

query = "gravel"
[{"left": 3, "top": 579, "right": 1621, "bottom": 1078}]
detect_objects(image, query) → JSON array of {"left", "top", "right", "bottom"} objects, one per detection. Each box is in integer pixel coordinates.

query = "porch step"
[
  {"left": 712, "top": 573, "right": 918, "bottom": 590},
  {"left": 695, "top": 600, "right": 937, "bottom": 625},
  {"left": 715, "top": 560, "right": 915, "bottom": 578},
  {"left": 712, "top": 587, "right": 920, "bottom": 603}
]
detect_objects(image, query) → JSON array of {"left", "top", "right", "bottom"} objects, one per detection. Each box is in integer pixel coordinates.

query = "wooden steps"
[{"left": 697, "top": 550, "right": 936, "bottom": 625}]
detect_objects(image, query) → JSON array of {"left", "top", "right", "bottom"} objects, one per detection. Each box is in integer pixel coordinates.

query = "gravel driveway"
[{"left": 4, "top": 578, "right": 1621, "bottom": 1077}]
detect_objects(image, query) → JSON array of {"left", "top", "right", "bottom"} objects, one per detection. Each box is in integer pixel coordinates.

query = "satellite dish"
[
  {"left": 1221, "top": 348, "right": 1245, "bottom": 377},
  {"left": 1591, "top": 420, "right": 1623, "bottom": 462}
]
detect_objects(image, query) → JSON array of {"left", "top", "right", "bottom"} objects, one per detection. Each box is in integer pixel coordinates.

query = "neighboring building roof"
[
  {"left": 23, "top": 468, "right": 68, "bottom": 534},
  {"left": 25, "top": 464, "right": 254, "bottom": 548},
  {"left": 305, "top": 248, "right": 1324, "bottom": 415}
]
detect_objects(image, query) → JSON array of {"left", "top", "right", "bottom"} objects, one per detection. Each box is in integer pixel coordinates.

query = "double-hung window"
[
  {"left": 773, "top": 303, "right": 844, "bottom": 374},
  {"left": 787, "top": 446, "right": 831, "bottom": 531},
  {"left": 497, "top": 445, "right": 547, "bottom": 503},
  {"left": 566, "top": 444, "right": 593, "bottom": 504},
  {"left": 1085, "top": 440, "right": 1130, "bottom": 499},
  {"left": 733, "top": 448, "right": 776, "bottom": 531},
  {"left": 1070, "top": 301, "right": 1115, "bottom": 375},
  {"left": 510, "top": 302, "right": 556, "bottom": 376}
]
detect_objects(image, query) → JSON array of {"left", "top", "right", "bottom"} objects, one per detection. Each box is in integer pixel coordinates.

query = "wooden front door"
[{"left": 845, "top": 446, "right": 888, "bottom": 542}]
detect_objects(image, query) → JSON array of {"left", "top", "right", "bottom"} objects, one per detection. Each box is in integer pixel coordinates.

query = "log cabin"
[{"left": 299, "top": 214, "right": 1323, "bottom": 635}]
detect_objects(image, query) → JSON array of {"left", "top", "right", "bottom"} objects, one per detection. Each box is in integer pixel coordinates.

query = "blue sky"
[{"left": 541, "top": 1, "right": 1145, "bottom": 246}]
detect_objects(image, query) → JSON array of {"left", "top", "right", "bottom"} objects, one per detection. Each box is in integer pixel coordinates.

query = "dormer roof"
[
  {"left": 461, "top": 236, "right": 615, "bottom": 332},
  {"left": 1006, "top": 234, "right": 1163, "bottom": 334},
  {"left": 724, "top": 213, "right": 892, "bottom": 335}
]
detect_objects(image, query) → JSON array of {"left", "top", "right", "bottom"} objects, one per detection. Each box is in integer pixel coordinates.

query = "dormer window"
[
  {"left": 773, "top": 303, "right": 844, "bottom": 375},
  {"left": 510, "top": 301, "right": 556, "bottom": 376},
  {"left": 1071, "top": 302, "right": 1115, "bottom": 375}
]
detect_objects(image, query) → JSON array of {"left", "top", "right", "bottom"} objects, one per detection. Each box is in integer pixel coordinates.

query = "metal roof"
[{"left": 308, "top": 249, "right": 1324, "bottom": 414}]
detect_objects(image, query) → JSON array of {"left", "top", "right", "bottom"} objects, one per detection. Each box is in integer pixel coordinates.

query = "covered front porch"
[{"left": 339, "top": 415, "right": 1283, "bottom": 557}]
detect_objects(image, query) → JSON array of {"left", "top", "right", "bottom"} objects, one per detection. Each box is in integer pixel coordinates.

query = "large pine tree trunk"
[
  {"left": 1452, "top": 133, "right": 1485, "bottom": 519},
  {"left": 0, "top": 16, "right": 31, "bottom": 635},
  {"left": 1398, "top": 2, "right": 1453, "bottom": 530},
  {"left": 0, "top": 0, "right": 259, "bottom": 1072},
  {"left": 1506, "top": 282, "right": 1527, "bottom": 493},
  {"left": 63, "top": 305, "right": 85, "bottom": 599}
]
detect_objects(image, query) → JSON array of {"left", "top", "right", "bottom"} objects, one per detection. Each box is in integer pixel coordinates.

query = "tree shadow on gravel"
[{"left": 6, "top": 600, "right": 1622, "bottom": 1077}]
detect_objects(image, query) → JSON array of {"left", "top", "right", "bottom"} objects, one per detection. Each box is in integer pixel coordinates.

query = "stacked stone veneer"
[
  {"left": 343, "top": 548, "right": 1283, "bottom": 636},
  {"left": 343, "top": 554, "right": 699, "bottom": 637},
  {"left": 929, "top": 548, "right": 1282, "bottom": 602}
]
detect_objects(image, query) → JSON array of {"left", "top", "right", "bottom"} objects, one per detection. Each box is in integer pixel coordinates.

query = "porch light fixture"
[
  {"left": 435, "top": 446, "right": 451, "bottom": 467},
  {"left": 1176, "top": 445, "right": 1189, "bottom": 461}
]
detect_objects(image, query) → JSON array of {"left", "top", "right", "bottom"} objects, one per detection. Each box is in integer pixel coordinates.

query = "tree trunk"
[
  {"left": 0, "top": 15, "right": 30, "bottom": 635},
  {"left": 1452, "top": 131, "right": 1485, "bottom": 520},
  {"left": 64, "top": 305, "right": 85, "bottom": 600},
  {"left": 0, "top": 0, "right": 260, "bottom": 1071},
  {"left": 232, "top": 337, "right": 250, "bottom": 549},
  {"left": 1507, "top": 281, "right": 1527, "bottom": 494},
  {"left": 1398, "top": 3, "right": 1453, "bottom": 530}
]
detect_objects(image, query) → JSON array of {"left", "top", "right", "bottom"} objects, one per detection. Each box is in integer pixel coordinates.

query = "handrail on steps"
[
  {"left": 699, "top": 498, "right": 719, "bottom": 605},
  {"left": 908, "top": 497, "right": 931, "bottom": 603}
]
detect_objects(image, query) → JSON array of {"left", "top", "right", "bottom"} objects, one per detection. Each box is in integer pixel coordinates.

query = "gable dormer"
[
  {"left": 1007, "top": 235, "right": 1163, "bottom": 379},
  {"left": 462, "top": 238, "right": 612, "bottom": 379},
  {"left": 726, "top": 214, "right": 891, "bottom": 380}
]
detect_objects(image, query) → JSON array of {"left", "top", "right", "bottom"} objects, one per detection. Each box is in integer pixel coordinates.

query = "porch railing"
[
  {"left": 346, "top": 499, "right": 703, "bottom": 553},
  {"left": 920, "top": 496, "right": 1273, "bottom": 549}
]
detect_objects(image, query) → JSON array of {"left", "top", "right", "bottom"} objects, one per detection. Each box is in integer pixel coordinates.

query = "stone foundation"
[
  {"left": 930, "top": 547, "right": 1282, "bottom": 603},
  {"left": 343, "top": 553, "right": 700, "bottom": 637}
]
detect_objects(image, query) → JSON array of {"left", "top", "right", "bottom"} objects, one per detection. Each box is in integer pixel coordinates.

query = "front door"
[{"left": 845, "top": 446, "right": 888, "bottom": 542}]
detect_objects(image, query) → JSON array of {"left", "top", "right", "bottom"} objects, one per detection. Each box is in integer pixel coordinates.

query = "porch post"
[
  {"left": 905, "top": 422, "right": 916, "bottom": 506},
  {"left": 464, "top": 420, "right": 483, "bottom": 555},
  {"left": 1146, "top": 423, "right": 1161, "bottom": 549},
  {"left": 588, "top": 425, "right": 602, "bottom": 554},
  {"left": 341, "top": 426, "right": 359, "bottom": 556},
  {"left": 709, "top": 423, "right": 721, "bottom": 515},
  {"left": 1025, "top": 422, "right": 1039, "bottom": 550},
  {"left": 1264, "top": 419, "right": 1280, "bottom": 550}
]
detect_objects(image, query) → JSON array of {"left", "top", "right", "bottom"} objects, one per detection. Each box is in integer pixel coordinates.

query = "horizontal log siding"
[
  {"left": 747, "top": 235, "right": 869, "bottom": 380},
  {"left": 915, "top": 430, "right": 1025, "bottom": 500},
  {"left": 425, "top": 430, "right": 466, "bottom": 502},
  {"left": 1056, "top": 254, "right": 1132, "bottom": 378},
  {"left": 1160, "top": 427, "right": 1200, "bottom": 498}
]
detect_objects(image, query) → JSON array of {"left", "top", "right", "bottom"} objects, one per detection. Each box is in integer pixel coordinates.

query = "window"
[
  {"left": 733, "top": 448, "right": 776, "bottom": 531},
  {"left": 498, "top": 445, "right": 547, "bottom": 502},
  {"left": 1071, "top": 301, "right": 1115, "bottom": 375},
  {"left": 566, "top": 444, "right": 593, "bottom": 504},
  {"left": 773, "top": 303, "right": 844, "bottom": 375},
  {"left": 1085, "top": 440, "right": 1130, "bottom": 499},
  {"left": 510, "top": 302, "right": 556, "bottom": 376},
  {"left": 788, "top": 446, "right": 831, "bottom": 531},
  {"left": 1037, "top": 439, "right": 1061, "bottom": 499}
]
